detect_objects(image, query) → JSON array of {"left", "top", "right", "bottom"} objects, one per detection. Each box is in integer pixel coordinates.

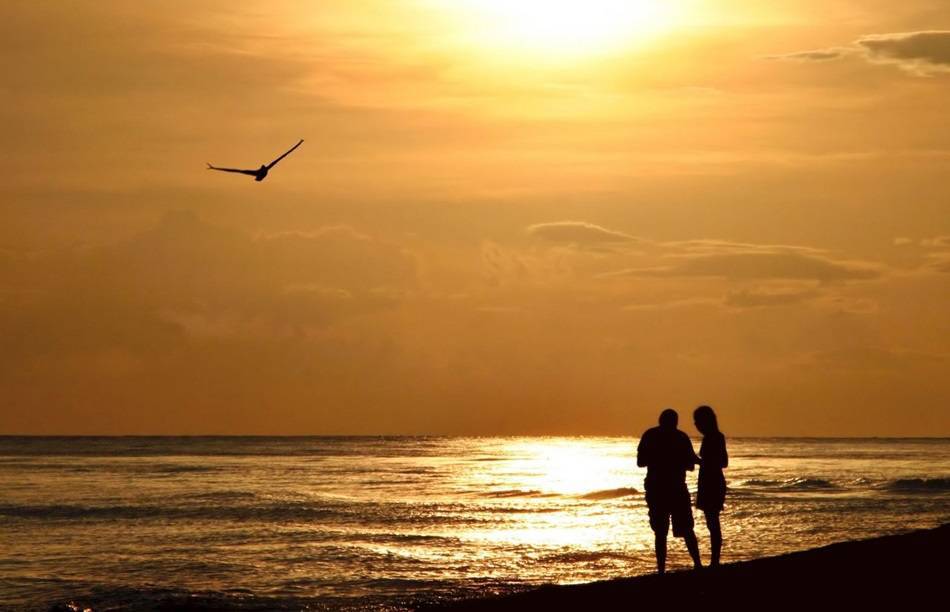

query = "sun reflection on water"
[
  {"left": 451, "top": 438, "right": 654, "bottom": 557},
  {"left": 463, "top": 437, "right": 642, "bottom": 495}
]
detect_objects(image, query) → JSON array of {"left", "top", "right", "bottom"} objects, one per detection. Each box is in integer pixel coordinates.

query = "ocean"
[{"left": 1, "top": 436, "right": 948, "bottom": 611}]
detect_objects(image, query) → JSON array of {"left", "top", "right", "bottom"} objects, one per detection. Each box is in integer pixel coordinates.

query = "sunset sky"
[{"left": 2, "top": 1, "right": 949, "bottom": 435}]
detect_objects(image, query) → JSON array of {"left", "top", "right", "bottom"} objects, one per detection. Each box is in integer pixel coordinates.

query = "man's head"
[{"left": 658, "top": 408, "right": 678, "bottom": 429}]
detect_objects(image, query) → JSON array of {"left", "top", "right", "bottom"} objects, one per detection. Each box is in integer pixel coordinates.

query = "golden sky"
[{"left": 2, "top": 1, "right": 949, "bottom": 435}]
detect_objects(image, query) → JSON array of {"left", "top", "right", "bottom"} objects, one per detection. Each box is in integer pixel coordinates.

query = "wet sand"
[{"left": 428, "top": 523, "right": 948, "bottom": 610}]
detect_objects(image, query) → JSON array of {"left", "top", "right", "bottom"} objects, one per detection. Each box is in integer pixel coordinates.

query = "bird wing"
[
  {"left": 265, "top": 139, "right": 304, "bottom": 169},
  {"left": 207, "top": 164, "right": 258, "bottom": 176}
]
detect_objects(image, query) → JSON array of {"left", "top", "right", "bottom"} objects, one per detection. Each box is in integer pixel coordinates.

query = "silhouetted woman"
[{"left": 694, "top": 405, "right": 727, "bottom": 567}]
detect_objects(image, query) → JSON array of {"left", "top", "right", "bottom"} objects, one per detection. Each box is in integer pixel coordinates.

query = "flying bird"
[{"left": 207, "top": 139, "right": 304, "bottom": 182}]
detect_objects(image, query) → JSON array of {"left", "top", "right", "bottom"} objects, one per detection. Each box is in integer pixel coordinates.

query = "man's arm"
[
  {"left": 636, "top": 434, "right": 650, "bottom": 467},
  {"left": 683, "top": 434, "right": 699, "bottom": 471}
]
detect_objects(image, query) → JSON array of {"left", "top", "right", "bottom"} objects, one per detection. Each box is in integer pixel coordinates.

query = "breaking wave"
[
  {"left": 884, "top": 478, "right": 950, "bottom": 492},
  {"left": 736, "top": 478, "right": 838, "bottom": 491},
  {"left": 484, "top": 489, "right": 558, "bottom": 498},
  {"left": 579, "top": 487, "right": 639, "bottom": 500}
]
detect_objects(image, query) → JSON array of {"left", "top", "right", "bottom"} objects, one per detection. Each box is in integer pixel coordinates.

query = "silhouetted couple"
[{"left": 637, "top": 406, "right": 727, "bottom": 574}]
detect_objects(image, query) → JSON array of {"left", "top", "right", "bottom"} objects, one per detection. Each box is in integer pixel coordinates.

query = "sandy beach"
[{"left": 429, "top": 523, "right": 949, "bottom": 610}]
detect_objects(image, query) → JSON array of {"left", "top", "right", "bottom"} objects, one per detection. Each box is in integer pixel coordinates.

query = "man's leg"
[
  {"left": 683, "top": 529, "right": 702, "bottom": 569},
  {"left": 705, "top": 511, "right": 722, "bottom": 567},
  {"left": 655, "top": 532, "right": 667, "bottom": 574},
  {"left": 673, "top": 488, "right": 702, "bottom": 569},
  {"left": 649, "top": 502, "right": 669, "bottom": 574}
]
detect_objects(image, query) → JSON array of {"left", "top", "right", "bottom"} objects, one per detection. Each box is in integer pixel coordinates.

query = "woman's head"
[{"left": 693, "top": 405, "right": 719, "bottom": 435}]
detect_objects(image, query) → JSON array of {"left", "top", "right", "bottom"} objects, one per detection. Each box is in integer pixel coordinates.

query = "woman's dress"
[{"left": 697, "top": 432, "right": 727, "bottom": 512}]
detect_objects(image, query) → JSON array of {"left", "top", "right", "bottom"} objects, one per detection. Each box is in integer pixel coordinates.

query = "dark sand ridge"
[{"left": 426, "top": 523, "right": 949, "bottom": 610}]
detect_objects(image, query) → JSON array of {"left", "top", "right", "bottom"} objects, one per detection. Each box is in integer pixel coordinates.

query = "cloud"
[
  {"left": 622, "top": 297, "right": 721, "bottom": 311},
  {"left": 480, "top": 241, "right": 570, "bottom": 287},
  {"left": 920, "top": 235, "right": 950, "bottom": 248},
  {"left": 857, "top": 31, "right": 950, "bottom": 74},
  {"left": 808, "top": 346, "right": 947, "bottom": 371},
  {"left": 0, "top": 210, "right": 419, "bottom": 359},
  {"left": 891, "top": 235, "right": 950, "bottom": 273},
  {"left": 259, "top": 225, "right": 417, "bottom": 291},
  {"left": 660, "top": 240, "right": 824, "bottom": 256},
  {"left": 773, "top": 31, "right": 950, "bottom": 76},
  {"left": 767, "top": 48, "right": 851, "bottom": 62},
  {"left": 925, "top": 252, "right": 950, "bottom": 274},
  {"left": 0, "top": 4, "right": 316, "bottom": 98},
  {"left": 605, "top": 252, "right": 881, "bottom": 283},
  {"left": 725, "top": 287, "right": 822, "bottom": 308},
  {"left": 526, "top": 221, "right": 638, "bottom": 245}
]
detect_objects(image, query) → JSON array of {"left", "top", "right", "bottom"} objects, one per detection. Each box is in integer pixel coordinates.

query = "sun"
[{"left": 440, "top": 0, "right": 680, "bottom": 60}]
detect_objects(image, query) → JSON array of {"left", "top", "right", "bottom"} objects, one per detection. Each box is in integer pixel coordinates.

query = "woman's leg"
[{"left": 704, "top": 511, "right": 722, "bottom": 566}]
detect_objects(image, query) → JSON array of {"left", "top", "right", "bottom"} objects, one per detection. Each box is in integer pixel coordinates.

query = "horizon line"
[{"left": 1, "top": 434, "right": 948, "bottom": 440}]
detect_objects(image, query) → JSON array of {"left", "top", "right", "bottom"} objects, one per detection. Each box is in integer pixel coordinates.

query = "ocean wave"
[
  {"left": 33, "top": 579, "right": 532, "bottom": 612},
  {"left": 0, "top": 499, "right": 503, "bottom": 528},
  {"left": 40, "top": 588, "right": 312, "bottom": 612},
  {"left": 345, "top": 532, "right": 460, "bottom": 546},
  {"left": 154, "top": 464, "right": 219, "bottom": 474},
  {"left": 540, "top": 550, "right": 637, "bottom": 564},
  {"left": 0, "top": 461, "right": 220, "bottom": 475},
  {"left": 0, "top": 502, "right": 332, "bottom": 522},
  {"left": 0, "top": 436, "right": 453, "bottom": 459},
  {"left": 884, "top": 478, "right": 950, "bottom": 492},
  {"left": 579, "top": 487, "right": 639, "bottom": 500},
  {"left": 734, "top": 478, "right": 776, "bottom": 488},
  {"left": 736, "top": 478, "right": 838, "bottom": 491},
  {"left": 482, "top": 506, "right": 561, "bottom": 514},
  {"left": 780, "top": 478, "right": 838, "bottom": 490},
  {"left": 485, "top": 489, "right": 558, "bottom": 498},
  {"left": 177, "top": 491, "right": 258, "bottom": 501},
  {"left": 736, "top": 476, "right": 950, "bottom": 493}
]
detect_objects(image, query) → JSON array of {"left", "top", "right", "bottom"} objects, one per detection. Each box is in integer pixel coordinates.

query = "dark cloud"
[
  {"left": 858, "top": 31, "right": 950, "bottom": 74},
  {"left": 526, "top": 221, "right": 637, "bottom": 245},
  {"left": 606, "top": 252, "right": 881, "bottom": 283},
  {"left": 773, "top": 31, "right": 950, "bottom": 75}
]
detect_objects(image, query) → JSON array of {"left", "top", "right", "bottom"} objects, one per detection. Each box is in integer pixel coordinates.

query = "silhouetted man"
[{"left": 637, "top": 408, "right": 702, "bottom": 574}]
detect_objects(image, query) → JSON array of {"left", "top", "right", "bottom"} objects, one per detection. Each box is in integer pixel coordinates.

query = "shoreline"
[{"left": 426, "top": 523, "right": 949, "bottom": 610}]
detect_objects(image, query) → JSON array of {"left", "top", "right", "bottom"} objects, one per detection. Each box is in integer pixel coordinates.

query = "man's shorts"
[{"left": 646, "top": 485, "right": 694, "bottom": 537}]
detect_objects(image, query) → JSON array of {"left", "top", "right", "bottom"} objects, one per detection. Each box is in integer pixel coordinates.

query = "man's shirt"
[{"left": 637, "top": 426, "right": 698, "bottom": 492}]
